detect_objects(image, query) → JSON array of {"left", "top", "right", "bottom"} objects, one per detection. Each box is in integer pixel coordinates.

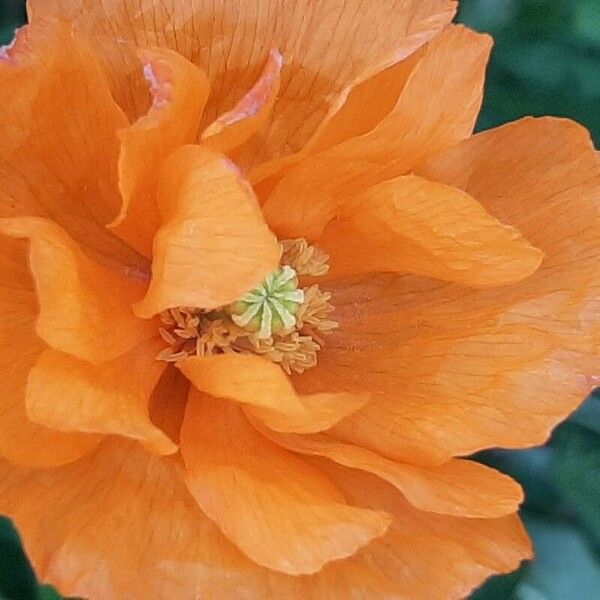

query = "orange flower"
[{"left": 0, "top": 1, "right": 598, "bottom": 598}]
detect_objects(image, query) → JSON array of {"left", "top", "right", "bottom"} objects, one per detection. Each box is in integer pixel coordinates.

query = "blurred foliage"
[
  {"left": 0, "top": 0, "right": 26, "bottom": 46},
  {"left": 0, "top": 0, "right": 599, "bottom": 598},
  {"left": 459, "top": 0, "right": 600, "bottom": 143}
]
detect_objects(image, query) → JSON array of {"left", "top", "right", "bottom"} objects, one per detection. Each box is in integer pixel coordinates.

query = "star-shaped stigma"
[{"left": 227, "top": 265, "right": 305, "bottom": 339}]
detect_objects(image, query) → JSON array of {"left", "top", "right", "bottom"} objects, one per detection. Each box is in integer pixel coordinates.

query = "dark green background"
[{"left": 0, "top": 0, "right": 599, "bottom": 598}]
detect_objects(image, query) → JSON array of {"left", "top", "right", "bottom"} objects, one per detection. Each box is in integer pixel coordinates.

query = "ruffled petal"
[
  {"left": 318, "top": 174, "right": 543, "bottom": 287},
  {"left": 293, "top": 118, "right": 600, "bottom": 465},
  {"left": 262, "top": 25, "right": 492, "bottom": 239},
  {"left": 420, "top": 117, "right": 600, "bottom": 275},
  {"left": 26, "top": 340, "right": 176, "bottom": 455},
  {"left": 178, "top": 353, "right": 368, "bottom": 434},
  {"left": 0, "top": 439, "right": 530, "bottom": 600},
  {"left": 0, "top": 438, "right": 528, "bottom": 599},
  {"left": 30, "top": 0, "right": 456, "bottom": 170},
  {"left": 135, "top": 145, "right": 279, "bottom": 317},
  {"left": 0, "top": 438, "right": 433, "bottom": 600},
  {"left": 0, "top": 440, "right": 269, "bottom": 599},
  {"left": 148, "top": 364, "right": 190, "bottom": 446},
  {"left": 0, "top": 234, "right": 100, "bottom": 467},
  {"left": 260, "top": 427, "right": 523, "bottom": 518},
  {"left": 300, "top": 322, "right": 591, "bottom": 465},
  {"left": 248, "top": 48, "right": 426, "bottom": 187},
  {"left": 0, "top": 217, "right": 155, "bottom": 364},
  {"left": 201, "top": 49, "right": 282, "bottom": 156},
  {"left": 320, "top": 462, "right": 532, "bottom": 600},
  {"left": 181, "top": 392, "right": 390, "bottom": 574},
  {"left": 300, "top": 50, "right": 425, "bottom": 156},
  {"left": 111, "top": 48, "right": 210, "bottom": 256},
  {"left": 0, "top": 20, "right": 147, "bottom": 276}
]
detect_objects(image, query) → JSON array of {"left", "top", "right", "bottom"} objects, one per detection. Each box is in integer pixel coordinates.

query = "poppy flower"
[{"left": 0, "top": 1, "right": 598, "bottom": 598}]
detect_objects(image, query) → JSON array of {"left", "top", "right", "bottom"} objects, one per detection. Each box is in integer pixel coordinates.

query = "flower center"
[
  {"left": 227, "top": 265, "right": 304, "bottom": 339},
  {"left": 156, "top": 239, "right": 338, "bottom": 374}
]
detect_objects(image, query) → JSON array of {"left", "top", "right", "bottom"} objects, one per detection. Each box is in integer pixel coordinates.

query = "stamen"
[
  {"left": 280, "top": 238, "right": 330, "bottom": 276},
  {"left": 157, "top": 239, "right": 338, "bottom": 373}
]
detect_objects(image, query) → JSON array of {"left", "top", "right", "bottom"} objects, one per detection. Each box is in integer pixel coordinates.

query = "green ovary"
[{"left": 227, "top": 265, "right": 305, "bottom": 339}]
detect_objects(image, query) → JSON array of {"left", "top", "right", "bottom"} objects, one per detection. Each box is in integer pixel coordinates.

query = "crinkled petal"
[
  {"left": 259, "top": 427, "right": 523, "bottom": 518},
  {"left": 420, "top": 117, "right": 600, "bottom": 276},
  {"left": 148, "top": 364, "right": 190, "bottom": 446},
  {"left": 0, "top": 20, "right": 147, "bottom": 276},
  {"left": 318, "top": 174, "right": 543, "bottom": 287},
  {"left": 30, "top": 0, "right": 456, "bottom": 171},
  {"left": 248, "top": 49, "right": 426, "bottom": 188},
  {"left": 0, "top": 217, "right": 155, "bottom": 364},
  {"left": 319, "top": 462, "right": 532, "bottom": 600},
  {"left": 0, "top": 441, "right": 530, "bottom": 600},
  {"left": 300, "top": 50, "right": 425, "bottom": 157},
  {"left": 181, "top": 392, "right": 390, "bottom": 574},
  {"left": 0, "top": 234, "right": 100, "bottom": 467},
  {"left": 262, "top": 25, "right": 492, "bottom": 239},
  {"left": 294, "top": 118, "right": 600, "bottom": 465},
  {"left": 0, "top": 439, "right": 272, "bottom": 599},
  {"left": 300, "top": 323, "right": 592, "bottom": 465},
  {"left": 0, "top": 438, "right": 433, "bottom": 600},
  {"left": 178, "top": 353, "right": 368, "bottom": 434},
  {"left": 26, "top": 340, "right": 176, "bottom": 455},
  {"left": 111, "top": 48, "right": 210, "bottom": 256},
  {"left": 201, "top": 49, "right": 282, "bottom": 156},
  {"left": 135, "top": 145, "right": 280, "bottom": 317}
]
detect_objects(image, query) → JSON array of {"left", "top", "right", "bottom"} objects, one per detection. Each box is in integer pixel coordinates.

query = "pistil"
[{"left": 156, "top": 239, "right": 337, "bottom": 373}]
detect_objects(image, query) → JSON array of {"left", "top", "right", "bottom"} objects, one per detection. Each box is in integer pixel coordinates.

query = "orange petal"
[
  {"left": 418, "top": 117, "right": 600, "bottom": 348},
  {"left": 31, "top": 0, "right": 456, "bottom": 170},
  {"left": 0, "top": 437, "right": 530, "bottom": 599},
  {"left": 293, "top": 118, "right": 600, "bottom": 465},
  {"left": 320, "top": 462, "right": 532, "bottom": 600},
  {"left": 178, "top": 353, "right": 369, "bottom": 434},
  {"left": 0, "top": 443, "right": 528, "bottom": 600},
  {"left": 318, "top": 174, "right": 543, "bottom": 287},
  {"left": 0, "top": 217, "right": 155, "bottom": 364},
  {"left": 0, "top": 438, "right": 423, "bottom": 599},
  {"left": 302, "top": 50, "right": 425, "bottom": 156},
  {"left": 247, "top": 50, "right": 425, "bottom": 188},
  {"left": 111, "top": 48, "right": 210, "bottom": 256},
  {"left": 201, "top": 49, "right": 282, "bottom": 156},
  {"left": 181, "top": 392, "right": 390, "bottom": 574},
  {"left": 26, "top": 340, "right": 176, "bottom": 455},
  {"left": 300, "top": 320, "right": 592, "bottom": 465},
  {"left": 260, "top": 427, "right": 523, "bottom": 518},
  {"left": 417, "top": 118, "right": 600, "bottom": 351},
  {"left": 0, "top": 20, "right": 147, "bottom": 276},
  {"left": 148, "top": 364, "right": 190, "bottom": 446},
  {"left": 0, "top": 234, "right": 100, "bottom": 468},
  {"left": 134, "top": 145, "right": 279, "bottom": 317},
  {"left": 262, "top": 25, "right": 492, "bottom": 240},
  {"left": 419, "top": 117, "right": 600, "bottom": 273},
  {"left": 0, "top": 439, "right": 263, "bottom": 598}
]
